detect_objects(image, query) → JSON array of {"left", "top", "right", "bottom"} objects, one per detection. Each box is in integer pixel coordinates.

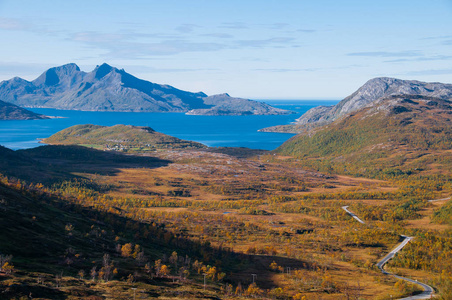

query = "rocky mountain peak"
[
  {"left": 297, "top": 77, "right": 452, "bottom": 127},
  {"left": 260, "top": 77, "right": 452, "bottom": 133},
  {"left": 33, "top": 63, "right": 82, "bottom": 87},
  {"left": 94, "top": 63, "right": 116, "bottom": 80}
]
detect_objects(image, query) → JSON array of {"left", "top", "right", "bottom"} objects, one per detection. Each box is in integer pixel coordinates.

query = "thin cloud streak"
[
  {"left": 201, "top": 33, "right": 234, "bottom": 39},
  {"left": 175, "top": 23, "right": 201, "bottom": 33},
  {"left": 420, "top": 35, "right": 452, "bottom": 40},
  {"left": 236, "top": 37, "right": 295, "bottom": 48},
  {"left": 253, "top": 68, "right": 318, "bottom": 73},
  {"left": 405, "top": 68, "right": 452, "bottom": 76},
  {"left": 0, "top": 17, "right": 29, "bottom": 30},
  {"left": 218, "top": 22, "right": 248, "bottom": 29},
  {"left": 268, "top": 23, "right": 289, "bottom": 30},
  {"left": 69, "top": 29, "right": 298, "bottom": 58},
  {"left": 297, "top": 29, "right": 316, "bottom": 33},
  {"left": 121, "top": 65, "right": 218, "bottom": 73},
  {"left": 0, "top": 17, "right": 67, "bottom": 36},
  {"left": 385, "top": 55, "right": 452, "bottom": 63},
  {"left": 347, "top": 51, "right": 422, "bottom": 58}
]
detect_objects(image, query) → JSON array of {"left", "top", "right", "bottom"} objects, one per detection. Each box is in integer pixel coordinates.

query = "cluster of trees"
[
  {"left": 81, "top": 249, "right": 227, "bottom": 286},
  {"left": 349, "top": 198, "right": 429, "bottom": 223},
  {"left": 88, "top": 254, "right": 118, "bottom": 282},
  {"left": 269, "top": 260, "right": 347, "bottom": 295},
  {"left": 245, "top": 245, "right": 278, "bottom": 255},
  {"left": 203, "top": 175, "right": 313, "bottom": 199},
  {"left": 432, "top": 270, "right": 452, "bottom": 299},
  {"left": 432, "top": 200, "right": 452, "bottom": 225},
  {"left": 0, "top": 253, "right": 14, "bottom": 274},
  {"left": 389, "top": 231, "right": 452, "bottom": 273},
  {"left": 340, "top": 226, "right": 399, "bottom": 248}
]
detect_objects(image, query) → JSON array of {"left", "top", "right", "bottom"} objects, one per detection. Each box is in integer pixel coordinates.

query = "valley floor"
[{"left": 0, "top": 146, "right": 451, "bottom": 299}]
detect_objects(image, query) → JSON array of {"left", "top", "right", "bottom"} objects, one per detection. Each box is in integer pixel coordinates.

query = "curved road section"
[
  {"left": 341, "top": 206, "right": 366, "bottom": 224},
  {"left": 342, "top": 206, "right": 435, "bottom": 299}
]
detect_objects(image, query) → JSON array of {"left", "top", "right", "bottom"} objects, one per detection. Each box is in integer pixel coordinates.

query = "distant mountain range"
[
  {"left": 0, "top": 99, "right": 48, "bottom": 120},
  {"left": 0, "top": 63, "right": 292, "bottom": 116},
  {"left": 262, "top": 77, "right": 452, "bottom": 132}
]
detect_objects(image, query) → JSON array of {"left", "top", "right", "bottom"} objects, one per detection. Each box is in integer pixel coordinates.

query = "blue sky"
[{"left": 0, "top": 0, "right": 451, "bottom": 99}]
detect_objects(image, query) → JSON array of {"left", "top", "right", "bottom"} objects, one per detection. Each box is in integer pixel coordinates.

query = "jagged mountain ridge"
[
  {"left": 261, "top": 77, "right": 452, "bottom": 132},
  {"left": 0, "top": 63, "right": 291, "bottom": 115}
]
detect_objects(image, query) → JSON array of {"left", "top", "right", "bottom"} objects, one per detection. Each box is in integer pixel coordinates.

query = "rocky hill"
[
  {"left": 187, "top": 93, "right": 289, "bottom": 115},
  {"left": 0, "top": 100, "right": 48, "bottom": 120},
  {"left": 276, "top": 94, "right": 452, "bottom": 178},
  {"left": 0, "top": 63, "right": 292, "bottom": 115},
  {"left": 42, "top": 124, "right": 206, "bottom": 151},
  {"left": 262, "top": 77, "right": 452, "bottom": 132}
]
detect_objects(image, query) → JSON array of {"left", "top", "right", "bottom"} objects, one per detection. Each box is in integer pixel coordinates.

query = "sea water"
[{"left": 0, "top": 100, "right": 338, "bottom": 151}]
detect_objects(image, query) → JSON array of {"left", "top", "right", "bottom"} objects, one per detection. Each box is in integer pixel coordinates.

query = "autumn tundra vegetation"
[
  {"left": 0, "top": 131, "right": 450, "bottom": 300},
  {"left": 2, "top": 93, "right": 452, "bottom": 300}
]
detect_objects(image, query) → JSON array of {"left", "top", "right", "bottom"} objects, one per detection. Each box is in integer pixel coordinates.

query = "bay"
[{"left": 0, "top": 100, "right": 338, "bottom": 151}]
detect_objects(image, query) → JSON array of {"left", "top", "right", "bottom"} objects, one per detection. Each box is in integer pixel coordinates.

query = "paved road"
[
  {"left": 344, "top": 207, "right": 435, "bottom": 299},
  {"left": 392, "top": 274, "right": 434, "bottom": 300},
  {"left": 341, "top": 205, "right": 366, "bottom": 224},
  {"left": 376, "top": 235, "right": 413, "bottom": 272},
  {"left": 428, "top": 196, "right": 450, "bottom": 203}
]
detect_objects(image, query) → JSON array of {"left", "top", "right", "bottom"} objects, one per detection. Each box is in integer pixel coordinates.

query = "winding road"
[
  {"left": 342, "top": 206, "right": 435, "bottom": 299},
  {"left": 342, "top": 206, "right": 366, "bottom": 224}
]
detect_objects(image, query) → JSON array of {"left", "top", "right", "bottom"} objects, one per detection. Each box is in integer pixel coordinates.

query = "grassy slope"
[
  {"left": 42, "top": 124, "right": 206, "bottom": 151},
  {"left": 276, "top": 96, "right": 452, "bottom": 178}
]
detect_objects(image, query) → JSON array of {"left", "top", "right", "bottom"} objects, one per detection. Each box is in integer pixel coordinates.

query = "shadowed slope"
[{"left": 0, "top": 100, "right": 48, "bottom": 120}]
